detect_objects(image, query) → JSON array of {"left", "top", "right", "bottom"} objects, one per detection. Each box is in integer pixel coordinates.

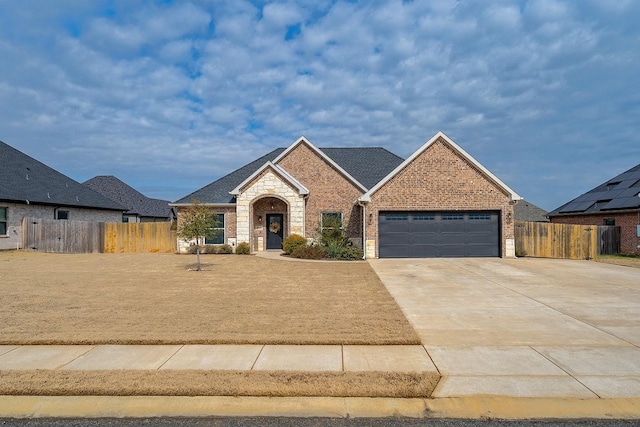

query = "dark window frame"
[
  {"left": 204, "top": 213, "right": 225, "bottom": 245},
  {"left": 0, "top": 207, "right": 7, "bottom": 235},
  {"left": 321, "top": 212, "right": 343, "bottom": 230}
]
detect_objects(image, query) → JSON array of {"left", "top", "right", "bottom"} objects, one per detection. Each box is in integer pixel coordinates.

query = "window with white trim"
[
  {"left": 205, "top": 213, "right": 225, "bottom": 245},
  {"left": 0, "top": 207, "right": 7, "bottom": 235},
  {"left": 321, "top": 212, "right": 343, "bottom": 230}
]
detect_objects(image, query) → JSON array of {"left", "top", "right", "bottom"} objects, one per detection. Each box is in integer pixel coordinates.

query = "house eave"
[
  {"left": 229, "top": 161, "right": 309, "bottom": 196},
  {"left": 549, "top": 208, "right": 640, "bottom": 217}
]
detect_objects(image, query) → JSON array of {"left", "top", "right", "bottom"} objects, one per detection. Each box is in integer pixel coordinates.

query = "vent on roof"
[
  {"left": 587, "top": 199, "right": 612, "bottom": 211},
  {"left": 606, "top": 182, "right": 620, "bottom": 190}
]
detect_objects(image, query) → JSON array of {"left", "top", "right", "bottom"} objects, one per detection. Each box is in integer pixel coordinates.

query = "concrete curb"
[{"left": 1, "top": 396, "right": 640, "bottom": 419}]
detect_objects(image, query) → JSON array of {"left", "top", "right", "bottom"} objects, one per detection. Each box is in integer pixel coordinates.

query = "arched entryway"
[{"left": 251, "top": 196, "right": 289, "bottom": 251}]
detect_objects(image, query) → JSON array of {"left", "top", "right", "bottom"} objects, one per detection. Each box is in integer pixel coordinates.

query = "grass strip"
[{"left": 0, "top": 370, "right": 439, "bottom": 398}]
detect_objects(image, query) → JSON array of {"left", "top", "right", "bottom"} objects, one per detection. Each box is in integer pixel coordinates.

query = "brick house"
[
  {"left": 548, "top": 163, "right": 640, "bottom": 255},
  {"left": 172, "top": 132, "right": 521, "bottom": 258},
  {"left": 0, "top": 140, "right": 125, "bottom": 250}
]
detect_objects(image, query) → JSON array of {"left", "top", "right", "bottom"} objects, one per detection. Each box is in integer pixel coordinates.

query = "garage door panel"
[{"left": 379, "top": 211, "right": 500, "bottom": 258}]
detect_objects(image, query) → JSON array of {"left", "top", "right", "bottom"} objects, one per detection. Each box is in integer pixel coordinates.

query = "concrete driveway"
[{"left": 368, "top": 257, "right": 640, "bottom": 399}]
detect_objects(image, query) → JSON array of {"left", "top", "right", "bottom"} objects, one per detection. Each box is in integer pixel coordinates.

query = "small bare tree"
[{"left": 177, "top": 199, "right": 221, "bottom": 271}]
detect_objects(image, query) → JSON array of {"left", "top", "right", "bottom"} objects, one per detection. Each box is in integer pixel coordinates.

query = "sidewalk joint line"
[
  {"left": 530, "top": 345, "right": 602, "bottom": 399},
  {"left": 157, "top": 344, "right": 184, "bottom": 370},
  {"left": 250, "top": 344, "right": 265, "bottom": 371},
  {"left": 422, "top": 345, "right": 441, "bottom": 375},
  {"left": 56, "top": 344, "right": 98, "bottom": 370}
]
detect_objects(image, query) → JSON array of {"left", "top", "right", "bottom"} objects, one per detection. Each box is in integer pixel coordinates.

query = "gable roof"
[
  {"left": 173, "top": 141, "right": 403, "bottom": 205},
  {"left": 360, "top": 131, "right": 522, "bottom": 202},
  {"left": 173, "top": 148, "right": 285, "bottom": 205},
  {"left": 230, "top": 162, "right": 309, "bottom": 196},
  {"left": 272, "top": 136, "right": 369, "bottom": 192},
  {"left": 83, "top": 175, "right": 173, "bottom": 219},
  {"left": 548, "top": 163, "right": 640, "bottom": 216},
  {"left": 0, "top": 140, "right": 125, "bottom": 211},
  {"left": 514, "top": 199, "right": 549, "bottom": 222}
]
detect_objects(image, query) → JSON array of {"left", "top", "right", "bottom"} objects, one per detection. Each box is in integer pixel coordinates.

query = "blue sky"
[{"left": 1, "top": 0, "right": 638, "bottom": 211}]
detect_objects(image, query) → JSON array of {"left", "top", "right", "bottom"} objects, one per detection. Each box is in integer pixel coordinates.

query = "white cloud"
[{"left": 0, "top": 0, "right": 638, "bottom": 209}]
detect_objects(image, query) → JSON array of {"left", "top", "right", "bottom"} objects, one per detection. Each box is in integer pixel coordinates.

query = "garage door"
[{"left": 379, "top": 211, "right": 500, "bottom": 258}]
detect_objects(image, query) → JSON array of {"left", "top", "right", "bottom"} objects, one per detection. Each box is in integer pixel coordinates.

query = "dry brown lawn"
[
  {"left": 0, "top": 370, "right": 439, "bottom": 398},
  {"left": 596, "top": 254, "right": 640, "bottom": 269},
  {"left": 0, "top": 251, "right": 420, "bottom": 345}
]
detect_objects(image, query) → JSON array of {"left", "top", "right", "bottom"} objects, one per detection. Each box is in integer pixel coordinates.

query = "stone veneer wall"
[
  {"left": 235, "top": 170, "right": 305, "bottom": 248},
  {"left": 365, "top": 138, "right": 516, "bottom": 258}
]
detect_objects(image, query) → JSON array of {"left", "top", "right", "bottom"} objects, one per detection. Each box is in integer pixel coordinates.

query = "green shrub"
[
  {"left": 218, "top": 244, "right": 233, "bottom": 254},
  {"left": 188, "top": 244, "right": 213, "bottom": 254},
  {"left": 324, "top": 239, "right": 343, "bottom": 258},
  {"left": 283, "top": 234, "right": 307, "bottom": 255},
  {"left": 235, "top": 242, "right": 251, "bottom": 255},
  {"left": 338, "top": 245, "right": 364, "bottom": 260},
  {"left": 291, "top": 245, "right": 326, "bottom": 260},
  {"left": 202, "top": 244, "right": 218, "bottom": 254}
]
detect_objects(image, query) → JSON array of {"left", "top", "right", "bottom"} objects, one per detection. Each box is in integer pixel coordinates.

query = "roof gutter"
[{"left": 169, "top": 203, "right": 236, "bottom": 208}]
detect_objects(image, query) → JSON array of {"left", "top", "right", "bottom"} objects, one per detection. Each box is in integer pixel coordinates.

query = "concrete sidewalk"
[{"left": 0, "top": 344, "right": 436, "bottom": 373}]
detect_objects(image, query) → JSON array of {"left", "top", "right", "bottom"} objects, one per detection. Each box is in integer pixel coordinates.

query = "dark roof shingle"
[
  {"left": 84, "top": 175, "right": 172, "bottom": 219},
  {"left": 514, "top": 199, "right": 549, "bottom": 222},
  {"left": 174, "top": 146, "right": 404, "bottom": 204},
  {"left": 549, "top": 163, "right": 640, "bottom": 216},
  {"left": 0, "top": 140, "right": 125, "bottom": 210}
]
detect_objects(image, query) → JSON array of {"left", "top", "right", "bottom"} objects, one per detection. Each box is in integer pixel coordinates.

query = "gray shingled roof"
[
  {"left": 319, "top": 147, "right": 404, "bottom": 189},
  {"left": 514, "top": 199, "right": 549, "bottom": 222},
  {"left": 549, "top": 163, "right": 640, "bottom": 216},
  {"left": 84, "top": 175, "right": 173, "bottom": 219},
  {"left": 0, "top": 140, "right": 125, "bottom": 210},
  {"left": 174, "top": 146, "right": 404, "bottom": 204}
]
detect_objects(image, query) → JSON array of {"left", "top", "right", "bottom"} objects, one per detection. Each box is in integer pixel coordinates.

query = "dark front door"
[{"left": 266, "top": 214, "right": 284, "bottom": 250}]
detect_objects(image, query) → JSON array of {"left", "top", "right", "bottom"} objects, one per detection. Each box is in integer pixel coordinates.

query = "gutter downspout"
[{"left": 359, "top": 201, "right": 368, "bottom": 260}]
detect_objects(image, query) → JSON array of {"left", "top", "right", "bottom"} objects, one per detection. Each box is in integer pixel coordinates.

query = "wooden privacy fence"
[
  {"left": 515, "top": 221, "right": 620, "bottom": 260},
  {"left": 104, "top": 222, "right": 177, "bottom": 253},
  {"left": 22, "top": 217, "right": 176, "bottom": 254},
  {"left": 22, "top": 217, "right": 104, "bottom": 253}
]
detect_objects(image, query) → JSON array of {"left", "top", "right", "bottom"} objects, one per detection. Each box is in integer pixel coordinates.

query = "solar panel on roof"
[
  {"left": 601, "top": 197, "right": 640, "bottom": 210},
  {"left": 559, "top": 200, "right": 595, "bottom": 213},
  {"left": 619, "top": 188, "right": 639, "bottom": 197}
]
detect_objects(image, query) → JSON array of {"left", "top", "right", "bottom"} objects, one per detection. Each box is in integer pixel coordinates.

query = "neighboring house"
[
  {"left": 0, "top": 140, "right": 126, "bottom": 250},
  {"left": 84, "top": 175, "right": 175, "bottom": 223},
  {"left": 173, "top": 132, "right": 521, "bottom": 258},
  {"left": 514, "top": 199, "right": 549, "bottom": 222},
  {"left": 548, "top": 163, "right": 640, "bottom": 255}
]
